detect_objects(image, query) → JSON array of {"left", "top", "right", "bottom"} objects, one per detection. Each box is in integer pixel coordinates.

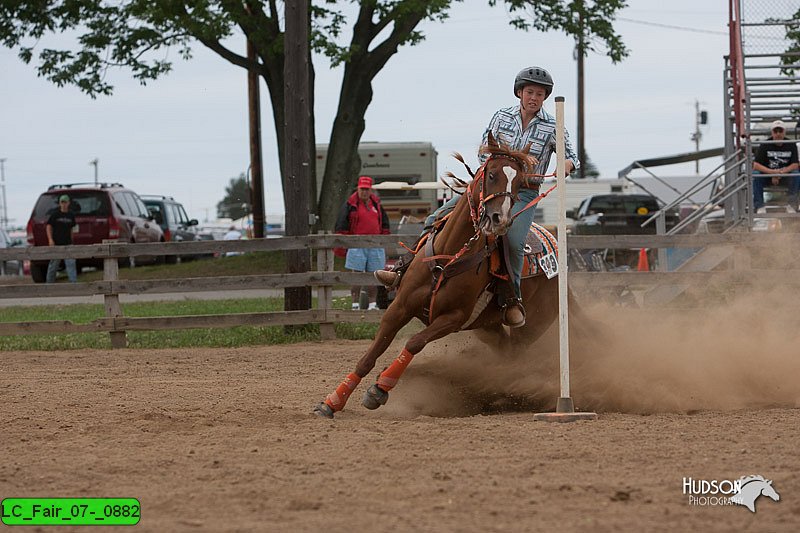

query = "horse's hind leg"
[
  {"left": 362, "top": 311, "right": 464, "bottom": 411},
  {"left": 314, "top": 304, "right": 413, "bottom": 419}
]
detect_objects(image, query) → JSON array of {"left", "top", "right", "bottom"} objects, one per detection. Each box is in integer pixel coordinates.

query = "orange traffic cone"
[{"left": 637, "top": 248, "right": 650, "bottom": 272}]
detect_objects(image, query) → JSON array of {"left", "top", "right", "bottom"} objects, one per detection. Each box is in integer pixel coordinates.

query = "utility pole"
[
  {"left": 0, "top": 158, "right": 7, "bottom": 229},
  {"left": 89, "top": 158, "right": 99, "bottom": 185},
  {"left": 283, "top": 0, "right": 312, "bottom": 314},
  {"left": 576, "top": 8, "right": 586, "bottom": 180},
  {"left": 691, "top": 100, "right": 708, "bottom": 174},
  {"left": 246, "top": 26, "right": 265, "bottom": 239}
]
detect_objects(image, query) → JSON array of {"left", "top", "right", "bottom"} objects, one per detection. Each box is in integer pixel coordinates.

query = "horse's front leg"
[
  {"left": 314, "top": 303, "right": 414, "bottom": 419},
  {"left": 362, "top": 310, "right": 466, "bottom": 411}
]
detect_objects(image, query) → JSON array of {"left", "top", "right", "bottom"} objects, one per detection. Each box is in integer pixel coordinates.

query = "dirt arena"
[{"left": 2, "top": 294, "right": 800, "bottom": 531}]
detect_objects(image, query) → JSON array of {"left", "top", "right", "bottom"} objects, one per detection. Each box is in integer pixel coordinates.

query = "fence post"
[
  {"left": 102, "top": 240, "right": 127, "bottom": 349},
  {"left": 316, "top": 231, "right": 337, "bottom": 340}
]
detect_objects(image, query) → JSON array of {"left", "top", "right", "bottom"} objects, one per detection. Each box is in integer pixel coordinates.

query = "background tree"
[
  {"left": 575, "top": 152, "right": 601, "bottom": 179},
  {"left": 1, "top": 1, "right": 628, "bottom": 229},
  {"left": 778, "top": 8, "right": 800, "bottom": 121},
  {"left": 498, "top": 0, "right": 629, "bottom": 179},
  {"left": 217, "top": 174, "right": 251, "bottom": 220},
  {"left": 778, "top": 8, "right": 800, "bottom": 77}
]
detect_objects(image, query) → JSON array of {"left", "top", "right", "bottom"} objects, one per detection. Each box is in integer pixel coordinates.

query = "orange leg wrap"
[
  {"left": 324, "top": 372, "right": 362, "bottom": 412},
  {"left": 376, "top": 348, "right": 415, "bottom": 391}
]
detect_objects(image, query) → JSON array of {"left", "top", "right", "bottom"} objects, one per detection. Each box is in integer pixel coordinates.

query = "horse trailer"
[{"left": 316, "top": 142, "right": 442, "bottom": 230}]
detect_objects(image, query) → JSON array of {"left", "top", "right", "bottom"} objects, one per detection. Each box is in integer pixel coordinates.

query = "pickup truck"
[
  {"left": 568, "top": 194, "right": 679, "bottom": 235},
  {"left": 567, "top": 193, "right": 679, "bottom": 271}
]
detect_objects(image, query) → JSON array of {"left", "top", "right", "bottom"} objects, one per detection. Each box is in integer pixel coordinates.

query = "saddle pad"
[{"left": 521, "top": 223, "right": 558, "bottom": 279}]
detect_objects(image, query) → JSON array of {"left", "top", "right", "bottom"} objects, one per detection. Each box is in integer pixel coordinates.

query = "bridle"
[{"left": 466, "top": 154, "right": 524, "bottom": 234}]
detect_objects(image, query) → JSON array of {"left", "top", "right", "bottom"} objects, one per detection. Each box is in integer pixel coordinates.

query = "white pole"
[
  {"left": 534, "top": 97, "right": 596, "bottom": 422},
  {"left": 554, "top": 97, "right": 571, "bottom": 404}
]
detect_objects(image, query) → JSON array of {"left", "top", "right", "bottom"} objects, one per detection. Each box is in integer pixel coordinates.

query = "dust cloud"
[{"left": 382, "top": 286, "right": 800, "bottom": 417}]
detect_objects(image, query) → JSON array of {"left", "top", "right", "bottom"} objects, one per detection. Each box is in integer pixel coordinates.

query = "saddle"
[
  {"left": 520, "top": 223, "right": 559, "bottom": 279},
  {"left": 486, "top": 222, "right": 558, "bottom": 281}
]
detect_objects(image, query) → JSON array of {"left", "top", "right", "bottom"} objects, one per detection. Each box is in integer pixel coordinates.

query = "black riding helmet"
[{"left": 514, "top": 66, "right": 553, "bottom": 98}]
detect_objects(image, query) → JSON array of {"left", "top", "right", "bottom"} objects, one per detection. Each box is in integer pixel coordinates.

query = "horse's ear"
[
  {"left": 487, "top": 131, "right": 499, "bottom": 148},
  {"left": 522, "top": 141, "right": 532, "bottom": 154}
]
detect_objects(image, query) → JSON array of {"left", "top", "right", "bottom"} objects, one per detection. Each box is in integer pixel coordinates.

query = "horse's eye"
[{"left": 488, "top": 172, "right": 495, "bottom": 181}]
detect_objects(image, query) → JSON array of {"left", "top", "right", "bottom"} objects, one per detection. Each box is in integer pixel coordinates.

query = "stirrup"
[{"left": 502, "top": 300, "right": 526, "bottom": 328}]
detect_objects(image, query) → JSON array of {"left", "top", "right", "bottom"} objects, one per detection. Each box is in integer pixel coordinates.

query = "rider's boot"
[
  {"left": 502, "top": 298, "right": 526, "bottom": 328},
  {"left": 374, "top": 251, "right": 414, "bottom": 289}
]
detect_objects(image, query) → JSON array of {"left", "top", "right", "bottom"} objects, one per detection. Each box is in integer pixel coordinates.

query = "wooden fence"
[{"left": 1, "top": 232, "right": 798, "bottom": 348}]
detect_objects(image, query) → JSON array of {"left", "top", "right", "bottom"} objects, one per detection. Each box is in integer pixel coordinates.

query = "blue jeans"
[
  {"left": 46, "top": 258, "right": 77, "bottom": 283},
  {"left": 753, "top": 171, "right": 800, "bottom": 209},
  {"left": 424, "top": 188, "right": 540, "bottom": 299}
]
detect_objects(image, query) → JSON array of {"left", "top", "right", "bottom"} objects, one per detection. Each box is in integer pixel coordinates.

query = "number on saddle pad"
[{"left": 538, "top": 252, "right": 558, "bottom": 279}]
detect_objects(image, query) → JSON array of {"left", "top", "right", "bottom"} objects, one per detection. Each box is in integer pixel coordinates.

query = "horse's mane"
[
  {"left": 442, "top": 142, "right": 537, "bottom": 191},
  {"left": 478, "top": 142, "right": 537, "bottom": 173},
  {"left": 739, "top": 475, "right": 769, "bottom": 485}
]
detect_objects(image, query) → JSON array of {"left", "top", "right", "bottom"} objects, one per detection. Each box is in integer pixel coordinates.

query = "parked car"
[
  {"left": 0, "top": 228, "right": 25, "bottom": 276},
  {"left": 141, "top": 195, "right": 199, "bottom": 263},
  {"left": 26, "top": 182, "right": 165, "bottom": 282}
]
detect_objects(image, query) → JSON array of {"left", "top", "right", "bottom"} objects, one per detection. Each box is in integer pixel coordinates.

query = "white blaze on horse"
[{"left": 314, "top": 133, "right": 589, "bottom": 419}]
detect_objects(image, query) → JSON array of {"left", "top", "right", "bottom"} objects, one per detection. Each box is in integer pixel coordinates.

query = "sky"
[{"left": 0, "top": 1, "right": 732, "bottom": 229}]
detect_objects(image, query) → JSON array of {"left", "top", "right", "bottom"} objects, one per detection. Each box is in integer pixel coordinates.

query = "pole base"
[{"left": 533, "top": 397, "right": 597, "bottom": 423}]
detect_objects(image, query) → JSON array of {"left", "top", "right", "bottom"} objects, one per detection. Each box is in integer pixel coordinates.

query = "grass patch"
[
  {"left": 74, "top": 251, "right": 348, "bottom": 281},
  {"left": 0, "top": 296, "right": 381, "bottom": 351}
]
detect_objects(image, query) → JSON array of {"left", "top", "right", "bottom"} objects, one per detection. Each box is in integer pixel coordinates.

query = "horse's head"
[
  {"left": 472, "top": 131, "right": 537, "bottom": 236},
  {"left": 761, "top": 480, "right": 780, "bottom": 502}
]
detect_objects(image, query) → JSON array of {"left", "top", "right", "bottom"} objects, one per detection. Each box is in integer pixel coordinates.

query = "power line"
[{"left": 617, "top": 17, "right": 728, "bottom": 36}]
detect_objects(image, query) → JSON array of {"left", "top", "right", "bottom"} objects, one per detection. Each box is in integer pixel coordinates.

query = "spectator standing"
[
  {"left": 46, "top": 194, "right": 77, "bottom": 283},
  {"left": 223, "top": 225, "right": 242, "bottom": 256},
  {"left": 753, "top": 120, "right": 800, "bottom": 210},
  {"left": 335, "top": 176, "right": 390, "bottom": 310}
]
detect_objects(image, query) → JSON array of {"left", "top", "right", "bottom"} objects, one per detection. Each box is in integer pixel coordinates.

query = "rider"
[{"left": 375, "top": 66, "right": 579, "bottom": 327}]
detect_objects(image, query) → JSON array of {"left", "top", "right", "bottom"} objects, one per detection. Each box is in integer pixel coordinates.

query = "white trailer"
[{"left": 316, "top": 142, "right": 440, "bottom": 225}]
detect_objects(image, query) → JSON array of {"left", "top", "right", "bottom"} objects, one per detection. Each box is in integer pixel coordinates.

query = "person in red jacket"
[{"left": 335, "top": 176, "right": 390, "bottom": 310}]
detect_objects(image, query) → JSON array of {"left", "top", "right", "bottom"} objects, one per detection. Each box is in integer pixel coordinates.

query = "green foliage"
[
  {"left": 217, "top": 173, "right": 251, "bottom": 220},
  {"left": 778, "top": 9, "right": 800, "bottom": 77},
  {"left": 0, "top": 0, "right": 199, "bottom": 97},
  {"left": 492, "top": 0, "right": 629, "bottom": 63}
]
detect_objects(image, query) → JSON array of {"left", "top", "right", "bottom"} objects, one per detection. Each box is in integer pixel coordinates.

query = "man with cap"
[
  {"left": 334, "top": 176, "right": 390, "bottom": 310},
  {"left": 753, "top": 119, "right": 799, "bottom": 210},
  {"left": 46, "top": 194, "right": 78, "bottom": 283},
  {"left": 374, "top": 66, "right": 579, "bottom": 327}
]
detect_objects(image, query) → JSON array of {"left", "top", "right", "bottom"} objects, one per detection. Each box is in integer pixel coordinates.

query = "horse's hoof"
[
  {"left": 362, "top": 384, "right": 389, "bottom": 410},
  {"left": 313, "top": 402, "right": 335, "bottom": 419}
]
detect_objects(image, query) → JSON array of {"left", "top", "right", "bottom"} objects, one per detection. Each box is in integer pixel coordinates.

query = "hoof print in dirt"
[
  {"left": 362, "top": 384, "right": 389, "bottom": 410},
  {"left": 313, "top": 402, "right": 334, "bottom": 419}
]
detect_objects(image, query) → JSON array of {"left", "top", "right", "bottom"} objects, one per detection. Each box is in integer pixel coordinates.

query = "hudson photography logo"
[{"left": 683, "top": 475, "right": 781, "bottom": 513}]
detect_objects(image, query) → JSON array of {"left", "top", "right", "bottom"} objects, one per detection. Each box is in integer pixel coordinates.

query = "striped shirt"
[{"left": 480, "top": 104, "right": 579, "bottom": 185}]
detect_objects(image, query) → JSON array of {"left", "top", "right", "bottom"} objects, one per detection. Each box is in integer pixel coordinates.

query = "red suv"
[{"left": 26, "top": 182, "right": 165, "bottom": 282}]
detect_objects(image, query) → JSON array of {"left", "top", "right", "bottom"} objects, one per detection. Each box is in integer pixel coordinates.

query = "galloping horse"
[{"left": 314, "top": 133, "right": 565, "bottom": 419}]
